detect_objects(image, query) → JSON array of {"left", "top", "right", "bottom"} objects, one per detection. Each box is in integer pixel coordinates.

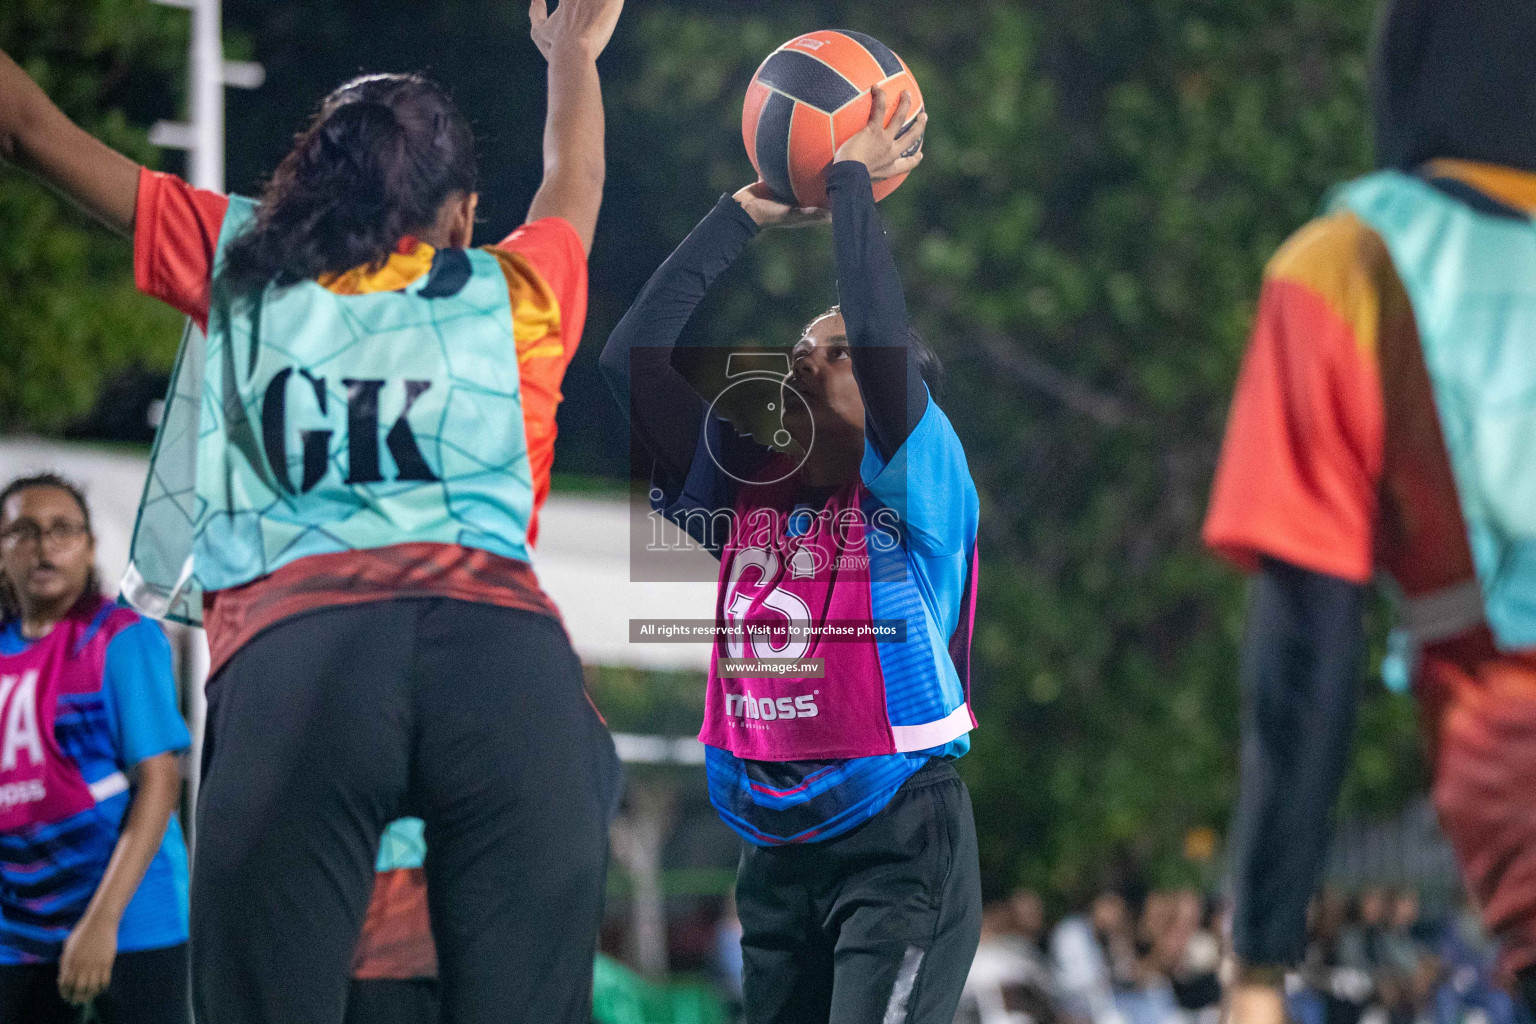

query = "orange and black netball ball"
[{"left": 742, "top": 30, "right": 924, "bottom": 208}]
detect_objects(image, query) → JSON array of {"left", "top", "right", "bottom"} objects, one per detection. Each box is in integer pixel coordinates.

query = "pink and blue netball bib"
[
  {"left": 672, "top": 401, "right": 979, "bottom": 764},
  {"left": 660, "top": 398, "right": 979, "bottom": 843},
  {"left": 700, "top": 485, "right": 897, "bottom": 760},
  {"left": 0, "top": 598, "right": 131, "bottom": 832},
  {"left": 0, "top": 597, "right": 191, "bottom": 962}
]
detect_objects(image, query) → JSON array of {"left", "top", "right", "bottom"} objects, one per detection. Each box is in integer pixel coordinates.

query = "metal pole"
[
  {"left": 189, "top": 0, "right": 224, "bottom": 191},
  {"left": 149, "top": 0, "right": 262, "bottom": 851},
  {"left": 184, "top": 0, "right": 221, "bottom": 849}
]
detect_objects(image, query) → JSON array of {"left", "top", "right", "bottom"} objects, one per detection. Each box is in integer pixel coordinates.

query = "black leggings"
[
  {"left": 345, "top": 979, "right": 439, "bottom": 1024},
  {"left": 191, "top": 600, "right": 621, "bottom": 1024},
  {"left": 0, "top": 942, "right": 189, "bottom": 1024}
]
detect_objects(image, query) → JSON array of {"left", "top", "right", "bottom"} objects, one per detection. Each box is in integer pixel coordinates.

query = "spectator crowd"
[{"left": 951, "top": 886, "right": 1525, "bottom": 1024}]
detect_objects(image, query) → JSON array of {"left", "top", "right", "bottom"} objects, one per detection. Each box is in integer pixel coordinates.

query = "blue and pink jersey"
[
  {"left": 659, "top": 396, "right": 979, "bottom": 844},
  {"left": 0, "top": 596, "right": 190, "bottom": 963},
  {"left": 603, "top": 164, "right": 981, "bottom": 847}
]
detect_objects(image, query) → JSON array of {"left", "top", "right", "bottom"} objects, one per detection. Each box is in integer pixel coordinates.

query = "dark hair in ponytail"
[
  {"left": 0, "top": 473, "right": 101, "bottom": 624},
  {"left": 223, "top": 73, "right": 477, "bottom": 288}
]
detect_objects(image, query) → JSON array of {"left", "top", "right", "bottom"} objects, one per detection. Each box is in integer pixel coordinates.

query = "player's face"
[
  {"left": 0, "top": 486, "right": 95, "bottom": 614},
  {"left": 783, "top": 312, "right": 865, "bottom": 450}
]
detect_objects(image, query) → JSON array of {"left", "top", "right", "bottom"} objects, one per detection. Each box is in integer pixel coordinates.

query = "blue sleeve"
[
  {"left": 861, "top": 399, "right": 979, "bottom": 557},
  {"left": 103, "top": 618, "right": 192, "bottom": 768}
]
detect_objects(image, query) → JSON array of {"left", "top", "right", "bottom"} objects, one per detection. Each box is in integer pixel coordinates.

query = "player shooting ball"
[{"left": 601, "top": 29, "right": 984, "bottom": 1024}]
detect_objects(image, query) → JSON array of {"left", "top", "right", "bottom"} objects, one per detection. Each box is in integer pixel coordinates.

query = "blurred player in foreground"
[
  {"left": 0, "top": 0, "right": 624, "bottom": 1019},
  {"left": 1204, "top": 1, "right": 1536, "bottom": 1021}
]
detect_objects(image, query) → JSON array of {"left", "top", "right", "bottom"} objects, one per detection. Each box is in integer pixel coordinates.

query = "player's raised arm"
[
  {"left": 599, "top": 186, "right": 824, "bottom": 485},
  {"left": 525, "top": 0, "right": 624, "bottom": 253},
  {"left": 598, "top": 196, "right": 756, "bottom": 485},
  {"left": 0, "top": 48, "right": 142, "bottom": 236},
  {"left": 828, "top": 88, "right": 928, "bottom": 460}
]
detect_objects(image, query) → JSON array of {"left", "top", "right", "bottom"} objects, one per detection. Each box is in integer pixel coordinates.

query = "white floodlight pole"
[
  {"left": 189, "top": 0, "right": 224, "bottom": 190},
  {"left": 146, "top": 0, "right": 262, "bottom": 846},
  {"left": 149, "top": 0, "right": 264, "bottom": 191}
]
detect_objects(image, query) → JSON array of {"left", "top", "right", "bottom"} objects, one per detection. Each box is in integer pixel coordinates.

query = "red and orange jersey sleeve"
[
  {"left": 494, "top": 217, "right": 589, "bottom": 348},
  {"left": 486, "top": 217, "right": 589, "bottom": 547},
  {"left": 1203, "top": 211, "right": 1399, "bottom": 584},
  {"left": 133, "top": 168, "right": 230, "bottom": 332}
]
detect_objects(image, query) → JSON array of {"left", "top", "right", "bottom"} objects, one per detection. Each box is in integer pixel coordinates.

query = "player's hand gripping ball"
[{"left": 742, "top": 30, "right": 925, "bottom": 208}]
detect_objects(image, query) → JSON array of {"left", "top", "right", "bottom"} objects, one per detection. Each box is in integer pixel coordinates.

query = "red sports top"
[{"left": 1203, "top": 158, "right": 1536, "bottom": 598}]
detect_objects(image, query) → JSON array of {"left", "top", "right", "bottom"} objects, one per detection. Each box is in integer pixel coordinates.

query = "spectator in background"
[
  {"left": 1288, "top": 892, "right": 1346, "bottom": 1024},
  {"left": 0, "top": 474, "right": 191, "bottom": 1023},
  {"left": 956, "top": 894, "right": 1060, "bottom": 1024},
  {"left": 1117, "top": 892, "right": 1180, "bottom": 1024},
  {"left": 1378, "top": 890, "right": 1431, "bottom": 1024},
  {"left": 1433, "top": 897, "right": 1519, "bottom": 1024},
  {"left": 1341, "top": 889, "right": 1391, "bottom": 975},
  {"left": 976, "top": 878, "right": 1525, "bottom": 1024},
  {"left": 1006, "top": 890, "right": 1060, "bottom": 1007},
  {"left": 1282, "top": 887, "right": 1527, "bottom": 1024},
  {"left": 1014, "top": 890, "right": 1051, "bottom": 960},
  {"left": 1328, "top": 893, "right": 1379, "bottom": 1024},
  {"left": 1052, "top": 891, "right": 1135, "bottom": 1024},
  {"left": 965, "top": 879, "right": 1536, "bottom": 1024},
  {"left": 1380, "top": 891, "right": 1425, "bottom": 982},
  {"left": 1168, "top": 892, "right": 1222, "bottom": 1024}
]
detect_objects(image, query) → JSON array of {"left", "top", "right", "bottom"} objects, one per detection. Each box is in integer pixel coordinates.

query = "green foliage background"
[
  {"left": 2, "top": 0, "right": 1428, "bottom": 902},
  {"left": 0, "top": 0, "right": 185, "bottom": 432}
]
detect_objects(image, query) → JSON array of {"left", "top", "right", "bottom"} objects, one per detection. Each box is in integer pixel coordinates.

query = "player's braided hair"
[
  {"left": 807, "top": 305, "right": 945, "bottom": 399},
  {"left": 223, "top": 72, "right": 477, "bottom": 289},
  {"left": 0, "top": 473, "right": 101, "bottom": 623}
]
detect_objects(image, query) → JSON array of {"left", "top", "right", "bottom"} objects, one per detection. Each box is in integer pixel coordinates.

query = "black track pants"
[{"left": 736, "top": 759, "right": 982, "bottom": 1024}]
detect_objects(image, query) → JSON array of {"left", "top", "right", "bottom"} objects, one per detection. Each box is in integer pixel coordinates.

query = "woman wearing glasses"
[{"left": 0, "top": 473, "right": 190, "bottom": 1024}]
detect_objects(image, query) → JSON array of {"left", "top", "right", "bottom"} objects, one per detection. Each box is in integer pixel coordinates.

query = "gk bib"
[
  {"left": 1333, "top": 172, "right": 1536, "bottom": 651},
  {"left": 125, "top": 198, "right": 536, "bottom": 623}
]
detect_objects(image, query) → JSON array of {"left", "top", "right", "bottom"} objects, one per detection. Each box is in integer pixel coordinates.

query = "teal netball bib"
[
  {"left": 125, "top": 197, "right": 534, "bottom": 624},
  {"left": 1332, "top": 171, "right": 1536, "bottom": 650}
]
